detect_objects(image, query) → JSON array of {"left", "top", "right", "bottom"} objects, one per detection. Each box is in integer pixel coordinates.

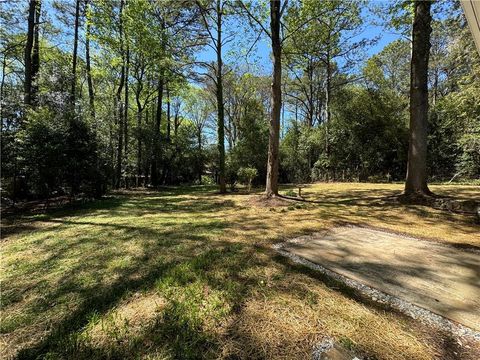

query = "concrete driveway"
[{"left": 281, "top": 226, "right": 480, "bottom": 331}]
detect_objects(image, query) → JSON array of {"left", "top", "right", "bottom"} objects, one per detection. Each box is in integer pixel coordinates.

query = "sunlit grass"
[{"left": 1, "top": 183, "right": 479, "bottom": 359}]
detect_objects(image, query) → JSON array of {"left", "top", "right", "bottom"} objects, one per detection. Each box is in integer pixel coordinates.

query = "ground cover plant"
[{"left": 2, "top": 183, "right": 479, "bottom": 359}]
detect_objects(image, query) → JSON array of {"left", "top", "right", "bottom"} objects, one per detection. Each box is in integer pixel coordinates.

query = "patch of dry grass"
[{"left": 1, "top": 183, "right": 479, "bottom": 359}]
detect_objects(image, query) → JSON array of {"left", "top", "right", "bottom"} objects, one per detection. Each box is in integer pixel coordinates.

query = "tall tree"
[
  {"left": 71, "top": 0, "right": 80, "bottom": 104},
  {"left": 150, "top": 12, "right": 166, "bottom": 187},
  {"left": 132, "top": 55, "right": 155, "bottom": 186},
  {"left": 239, "top": 0, "right": 287, "bottom": 197},
  {"left": 115, "top": 0, "right": 126, "bottom": 188},
  {"left": 404, "top": 0, "right": 433, "bottom": 196},
  {"left": 197, "top": 0, "right": 228, "bottom": 193},
  {"left": 24, "top": 0, "right": 39, "bottom": 107},
  {"left": 184, "top": 87, "right": 212, "bottom": 182},
  {"left": 85, "top": 0, "right": 95, "bottom": 120},
  {"left": 284, "top": 0, "right": 371, "bottom": 156},
  {"left": 151, "top": 66, "right": 164, "bottom": 186},
  {"left": 266, "top": 0, "right": 282, "bottom": 197},
  {"left": 124, "top": 43, "right": 130, "bottom": 173},
  {"left": 31, "top": 0, "right": 41, "bottom": 106},
  {"left": 215, "top": 0, "right": 227, "bottom": 193}
]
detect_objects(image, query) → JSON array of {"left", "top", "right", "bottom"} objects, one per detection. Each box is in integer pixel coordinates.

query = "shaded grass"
[{"left": 1, "top": 183, "right": 479, "bottom": 359}]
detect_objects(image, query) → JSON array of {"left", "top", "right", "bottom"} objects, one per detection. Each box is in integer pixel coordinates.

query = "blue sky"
[
  {"left": 32, "top": 0, "right": 403, "bottom": 79},
  {"left": 196, "top": 2, "right": 403, "bottom": 76}
]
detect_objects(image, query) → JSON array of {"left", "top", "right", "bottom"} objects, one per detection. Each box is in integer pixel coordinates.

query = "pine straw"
[
  {"left": 247, "top": 194, "right": 293, "bottom": 208},
  {"left": 84, "top": 292, "right": 165, "bottom": 348},
  {"left": 220, "top": 274, "right": 433, "bottom": 360}
]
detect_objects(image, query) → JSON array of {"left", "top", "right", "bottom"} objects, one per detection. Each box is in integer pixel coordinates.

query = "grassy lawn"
[{"left": 1, "top": 183, "right": 479, "bottom": 359}]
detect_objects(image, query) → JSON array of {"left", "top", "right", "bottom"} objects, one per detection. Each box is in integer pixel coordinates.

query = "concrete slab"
[{"left": 282, "top": 226, "right": 480, "bottom": 331}]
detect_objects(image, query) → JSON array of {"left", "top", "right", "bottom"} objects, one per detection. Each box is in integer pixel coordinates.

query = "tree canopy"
[{"left": 1, "top": 0, "right": 478, "bottom": 202}]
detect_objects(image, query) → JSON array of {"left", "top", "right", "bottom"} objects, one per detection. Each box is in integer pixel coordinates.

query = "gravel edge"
[{"left": 273, "top": 236, "right": 480, "bottom": 342}]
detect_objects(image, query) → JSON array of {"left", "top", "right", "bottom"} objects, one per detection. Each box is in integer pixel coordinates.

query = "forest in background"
[{"left": 1, "top": 0, "right": 479, "bottom": 202}]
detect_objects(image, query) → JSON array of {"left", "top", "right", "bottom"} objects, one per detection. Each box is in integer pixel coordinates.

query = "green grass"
[{"left": 1, "top": 183, "right": 479, "bottom": 359}]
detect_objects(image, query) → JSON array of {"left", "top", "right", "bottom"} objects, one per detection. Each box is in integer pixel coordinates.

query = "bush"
[
  {"left": 200, "top": 175, "right": 215, "bottom": 185},
  {"left": 237, "top": 167, "right": 258, "bottom": 191}
]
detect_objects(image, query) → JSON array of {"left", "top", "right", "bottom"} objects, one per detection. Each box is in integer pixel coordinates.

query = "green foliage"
[
  {"left": 280, "top": 121, "right": 321, "bottom": 183},
  {"left": 20, "top": 108, "right": 68, "bottom": 197},
  {"left": 237, "top": 167, "right": 258, "bottom": 191},
  {"left": 326, "top": 86, "right": 408, "bottom": 181},
  {"left": 15, "top": 108, "right": 102, "bottom": 198},
  {"left": 282, "top": 85, "right": 409, "bottom": 183},
  {"left": 1, "top": 0, "right": 478, "bottom": 202},
  {"left": 227, "top": 97, "right": 269, "bottom": 186},
  {"left": 363, "top": 39, "right": 410, "bottom": 95},
  {"left": 430, "top": 70, "right": 480, "bottom": 180}
]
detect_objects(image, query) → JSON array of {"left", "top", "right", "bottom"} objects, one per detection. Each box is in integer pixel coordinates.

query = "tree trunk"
[
  {"left": 135, "top": 83, "right": 143, "bottom": 187},
  {"left": 432, "top": 68, "right": 438, "bottom": 107},
  {"left": 31, "top": 1, "right": 41, "bottom": 105},
  {"left": 166, "top": 83, "right": 171, "bottom": 142},
  {"left": 137, "top": 110, "right": 142, "bottom": 187},
  {"left": 307, "top": 59, "right": 314, "bottom": 128},
  {"left": 216, "top": 0, "right": 226, "bottom": 193},
  {"left": 85, "top": 0, "right": 95, "bottom": 120},
  {"left": 124, "top": 45, "right": 130, "bottom": 186},
  {"left": 115, "top": 99, "right": 124, "bottom": 188},
  {"left": 71, "top": 0, "right": 80, "bottom": 104},
  {"left": 24, "top": 0, "right": 36, "bottom": 107},
  {"left": 115, "top": 0, "right": 125, "bottom": 189},
  {"left": 174, "top": 108, "right": 179, "bottom": 138},
  {"left": 198, "top": 132, "right": 202, "bottom": 183},
  {"left": 265, "top": 0, "right": 282, "bottom": 197},
  {"left": 161, "top": 83, "right": 171, "bottom": 184},
  {"left": 404, "top": 0, "right": 432, "bottom": 197},
  {"left": 1, "top": 53, "right": 7, "bottom": 121},
  {"left": 324, "top": 48, "right": 331, "bottom": 156},
  {"left": 123, "top": 45, "right": 130, "bottom": 157},
  {"left": 151, "top": 76, "right": 164, "bottom": 186}
]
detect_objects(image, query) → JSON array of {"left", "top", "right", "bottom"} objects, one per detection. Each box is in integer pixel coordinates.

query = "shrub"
[
  {"left": 237, "top": 167, "right": 258, "bottom": 191},
  {"left": 200, "top": 175, "right": 215, "bottom": 185}
]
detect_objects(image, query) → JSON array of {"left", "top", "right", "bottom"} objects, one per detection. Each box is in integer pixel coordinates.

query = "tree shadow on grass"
[
  {"left": 5, "top": 186, "right": 479, "bottom": 359},
  {"left": 15, "top": 242, "right": 263, "bottom": 360},
  {"left": 1, "top": 196, "right": 128, "bottom": 239},
  {"left": 6, "top": 192, "right": 256, "bottom": 359},
  {"left": 1, "top": 193, "right": 238, "bottom": 240},
  {"left": 277, "top": 187, "right": 479, "bottom": 242}
]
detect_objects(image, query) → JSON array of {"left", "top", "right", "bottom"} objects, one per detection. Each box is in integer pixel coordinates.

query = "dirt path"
[{"left": 281, "top": 226, "right": 480, "bottom": 331}]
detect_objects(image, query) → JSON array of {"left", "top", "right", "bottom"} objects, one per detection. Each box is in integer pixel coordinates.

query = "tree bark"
[
  {"left": 198, "top": 131, "right": 202, "bottom": 183},
  {"left": 115, "top": 0, "right": 126, "bottom": 189},
  {"left": 307, "top": 59, "right": 314, "bottom": 128},
  {"left": 216, "top": 0, "right": 226, "bottom": 193},
  {"left": 166, "top": 83, "right": 171, "bottom": 142},
  {"left": 31, "top": 0, "right": 41, "bottom": 106},
  {"left": 1, "top": 52, "right": 7, "bottom": 121},
  {"left": 124, "top": 45, "right": 130, "bottom": 162},
  {"left": 135, "top": 71, "right": 144, "bottom": 187},
  {"left": 136, "top": 109, "right": 142, "bottom": 186},
  {"left": 24, "top": 0, "right": 36, "bottom": 107},
  {"left": 151, "top": 76, "right": 164, "bottom": 186},
  {"left": 71, "top": 0, "right": 80, "bottom": 104},
  {"left": 404, "top": 0, "right": 432, "bottom": 196},
  {"left": 265, "top": 0, "right": 282, "bottom": 197},
  {"left": 324, "top": 48, "right": 331, "bottom": 157},
  {"left": 24, "top": 0, "right": 41, "bottom": 106},
  {"left": 174, "top": 106, "right": 180, "bottom": 138},
  {"left": 85, "top": 0, "right": 95, "bottom": 120}
]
